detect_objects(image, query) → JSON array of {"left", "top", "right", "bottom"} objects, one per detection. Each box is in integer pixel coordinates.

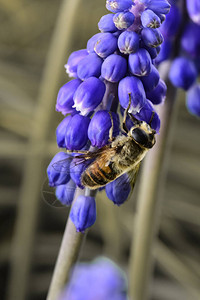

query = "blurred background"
[{"left": 0, "top": 0, "right": 200, "bottom": 299}]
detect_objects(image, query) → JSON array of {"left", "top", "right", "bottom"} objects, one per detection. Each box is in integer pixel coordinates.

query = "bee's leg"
[
  {"left": 108, "top": 111, "right": 114, "bottom": 141},
  {"left": 65, "top": 149, "right": 90, "bottom": 154},
  {"left": 122, "top": 93, "right": 132, "bottom": 133},
  {"left": 149, "top": 111, "right": 155, "bottom": 126}
]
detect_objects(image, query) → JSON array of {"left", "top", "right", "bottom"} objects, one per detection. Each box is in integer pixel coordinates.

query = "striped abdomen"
[{"left": 81, "top": 160, "right": 119, "bottom": 189}]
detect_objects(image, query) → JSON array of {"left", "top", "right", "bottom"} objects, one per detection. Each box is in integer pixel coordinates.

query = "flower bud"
[
  {"left": 56, "top": 115, "right": 72, "bottom": 148},
  {"left": 70, "top": 158, "right": 88, "bottom": 189},
  {"left": 141, "top": 9, "right": 161, "bottom": 28},
  {"left": 141, "top": 27, "right": 163, "bottom": 48},
  {"left": 113, "top": 11, "right": 135, "bottom": 30},
  {"left": 154, "top": 39, "right": 172, "bottom": 65},
  {"left": 105, "top": 174, "right": 131, "bottom": 205},
  {"left": 134, "top": 99, "right": 160, "bottom": 132},
  {"left": 77, "top": 53, "right": 103, "bottom": 80},
  {"left": 73, "top": 77, "right": 106, "bottom": 115},
  {"left": 160, "top": 4, "right": 181, "bottom": 39},
  {"left": 65, "top": 114, "right": 90, "bottom": 150},
  {"left": 88, "top": 110, "right": 119, "bottom": 147},
  {"left": 186, "top": 84, "right": 200, "bottom": 117},
  {"left": 169, "top": 57, "right": 197, "bottom": 91},
  {"left": 64, "top": 49, "right": 88, "bottom": 78},
  {"left": 55, "top": 180, "right": 76, "bottom": 206},
  {"left": 146, "top": 79, "right": 167, "bottom": 105},
  {"left": 140, "top": 64, "right": 160, "bottom": 92},
  {"left": 128, "top": 48, "right": 152, "bottom": 76},
  {"left": 186, "top": 0, "right": 200, "bottom": 25},
  {"left": 140, "top": 0, "right": 171, "bottom": 15},
  {"left": 106, "top": 0, "right": 133, "bottom": 13},
  {"left": 94, "top": 33, "right": 118, "bottom": 58},
  {"left": 118, "top": 31, "right": 140, "bottom": 54},
  {"left": 141, "top": 42, "right": 161, "bottom": 59},
  {"left": 70, "top": 195, "right": 96, "bottom": 232},
  {"left": 56, "top": 79, "right": 81, "bottom": 115},
  {"left": 101, "top": 54, "right": 127, "bottom": 82},
  {"left": 47, "top": 152, "right": 71, "bottom": 187},
  {"left": 181, "top": 23, "right": 200, "bottom": 58},
  {"left": 118, "top": 76, "right": 146, "bottom": 114},
  {"left": 87, "top": 33, "right": 102, "bottom": 53},
  {"left": 98, "top": 14, "right": 117, "bottom": 32}
]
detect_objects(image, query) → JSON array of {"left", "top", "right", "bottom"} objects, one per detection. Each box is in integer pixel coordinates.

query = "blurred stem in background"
[
  {"left": 6, "top": 1, "right": 81, "bottom": 300},
  {"left": 129, "top": 62, "right": 178, "bottom": 300}
]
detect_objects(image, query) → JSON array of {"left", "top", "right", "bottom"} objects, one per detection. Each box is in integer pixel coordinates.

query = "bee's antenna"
[
  {"left": 122, "top": 93, "right": 132, "bottom": 133},
  {"left": 149, "top": 111, "right": 155, "bottom": 126}
]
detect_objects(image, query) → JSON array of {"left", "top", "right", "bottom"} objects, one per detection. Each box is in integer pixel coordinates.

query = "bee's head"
[{"left": 130, "top": 121, "right": 156, "bottom": 149}]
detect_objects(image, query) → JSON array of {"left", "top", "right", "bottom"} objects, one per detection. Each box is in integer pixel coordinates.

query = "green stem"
[{"left": 129, "top": 64, "right": 178, "bottom": 300}]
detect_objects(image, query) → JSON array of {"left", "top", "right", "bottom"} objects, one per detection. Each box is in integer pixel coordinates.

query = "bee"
[{"left": 64, "top": 94, "right": 156, "bottom": 190}]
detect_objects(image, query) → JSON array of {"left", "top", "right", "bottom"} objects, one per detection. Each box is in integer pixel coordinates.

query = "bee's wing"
[{"left": 127, "top": 162, "right": 141, "bottom": 192}]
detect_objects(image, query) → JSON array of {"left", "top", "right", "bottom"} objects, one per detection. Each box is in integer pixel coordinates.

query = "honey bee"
[{"left": 64, "top": 95, "right": 156, "bottom": 190}]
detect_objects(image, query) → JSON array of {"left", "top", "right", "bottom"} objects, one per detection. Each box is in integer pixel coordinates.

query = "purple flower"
[
  {"left": 56, "top": 115, "right": 72, "bottom": 148},
  {"left": 77, "top": 53, "right": 103, "bottom": 80},
  {"left": 141, "top": 9, "right": 161, "bottom": 28},
  {"left": 118, "top": 31, "right": 140, "bottom": 54},
  {"left": 73, "top": 77, "right": 106, "bottom": 115},
  {"left": 146, "top": 79, "right": 167, "bottom": 105},
  {"left": 140, "top": 64, "right": 160, "bottom": 92},
  {"left": 106, "top": 174, "right": 131, "bottom": 205},
  {"left": 135, "top": 99, "right": 160, "bottom": 132},
  {"left": 128, "top": 48, "right": 152, "bottom": 76},
  {"left": 113, "top": 11, "right": 135, "bottom": 30},
  {"left": 55, "top": 180, "right": 76, "bottom": 206},
  {"left": 140, "top": 0, "right": 171, "bottom": 15},
  {"left": 70, "top": 158, "right": 88, "bottom": 189},
  {"left": 98, "top": 14, "right": 118, "bottom": 32},
  {"left": 141, "top": 27, "right": 164, "bottom": 48},
  {"left": 106, "top": 0, "right": 133, "bottom": 13},
  {"left": 94, "top": 33, "right": 118, "bottom": 58},
  {"left": 169, "top": 57, "right": 197, "bottom": 91},
  {"left": 186, "top": 0, "right": 200, "bottom": 25},
  {"left": 87, "top": 33, "right": 102, "bottom": 53},
  {"left": 59, "top": 257, "right": 128, "bottom": 300},
  {"left": 101, "top": 54, "right": 127, "bottom": 82},
  {"left": 118, "top": 76, "right": 146, "bottom": 113},
  {"left": 70, "top": 195, "right": 96, "bottom": 232},
  {"left": 186, "top": 84, "right": 200, "bottom": 117},
  {"left": 65, "top": 114, "right": 90, "bottom": 150},
  {"left": 56, "top": 79, "right": 81, "bottom": 115},
  {"left": 64, "top": 49, "right": 88, "bottom": 78},
  {"left": 181, "top": 22, "right": 200, "bottom": 58},
  {"left": 88, "top": 110, "right": 119, "bottom": 147},
  {"left": 47, "top": 152, "right": 71, "bottom": 187},
  {"left": 159, "top": 3, "right": 182, "bottom": 39},
  {"left": 141, "top": 42, "right": 161, "bottom": 59}
]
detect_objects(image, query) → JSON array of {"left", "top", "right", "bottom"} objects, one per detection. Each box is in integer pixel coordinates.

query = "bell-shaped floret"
[
  {"left": 101, "top": 54, "right": 127, "bottom": 82},
  {"left": 118, "top": 31, "right": 140, "bottom": 54},
  {"left": 113, "top": 11, "right": 135, "bottom": 30},
  {"left": 140, "top": 64, "right": 160, "bottom": 92},
  {"left": 118, "top": 76, "right": 146, "bottom": 114},
  {"left": 94, "top": 33, "right": 118, "bottom": 58},
  {"left": 98, "top": 14, "right": 118, "bottom": 32},
  {"left": 64, "top": 49, "right": 88, "bottom": 78},
  {"left": 141, "top": 27, "right": 163, "bottom": 48},
  {"left": 106, "top": 0, "right": 133, "bottom": 13},
  {"left": 55, "top": 180, "right": 76, "bottom": 206},
  {"left": 146, "top": 79, "right": 167, "bottom": 105},
  {"left": 70, "top": 195, "right": 96, "bottom": 232},
  {"left": 169, "top": 57, "right": 197, "bottom": 91},
  {"left": 128, "top": 48, "right": 152, "bottom": 76},
  {"left": 141, "top": 9, "right": 161, "bottom": 28},
  {"left": 105, "top": 174, "right": 131, "bottom": 206},
  {"left": 87, "top": 33, "right": 102, "bottom": 53},
  {"left": 186, "top": 0, "right": 200, "bottom": 25},
  {"left": 47, "top": 152, "right": 71, "bottom": 187},
  {"left": 88, "top": 110, "right": 119, "bottom": 147},
  {"left": 65, "top": 114, "right": 90, "bottom": 150},
  {"left": 56, "top": 79, "right": 81, "bottom": 115},
  {"left": 140, "top": 0, "right": 171, "bottom": 15},
  {"left": 141, "top": 42, "right": 161, "bottom": 59},
  {"left": 77, "top": 53, "right": 103, "bottom": 80},
  {"left": 159, "top": 3, "right": 181, "bottom": 39},
  {"left": 181, "top": 22, "right": 200, "bottom": 58},
  {"left": 73, "top": 77, "right": 106, "bottom": 115},
  {"left": 56, "top": 115, "right": 72, "bottom": 148},
  {"left": 186, "top": 84, "right": 200, "bottom": 117}
]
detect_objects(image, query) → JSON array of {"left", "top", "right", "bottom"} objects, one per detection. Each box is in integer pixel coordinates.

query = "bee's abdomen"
[{"left": 81, "top": 161, "right": 118, "bottom": 189}]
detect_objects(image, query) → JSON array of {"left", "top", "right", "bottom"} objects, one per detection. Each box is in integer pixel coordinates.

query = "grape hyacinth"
[
  {"left": 58, "top": 257, "right": 128, "bottom": 300},
  {"left": 155, "top": 0, "right": 200, "bottom": 118},
  {"left": 47, "top": 0, "right": 171, "bottom": 232}
]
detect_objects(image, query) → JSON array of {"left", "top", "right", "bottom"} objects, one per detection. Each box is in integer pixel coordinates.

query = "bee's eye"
[{"left": 132, "top": 128, "right": 149, "bottom": 147}]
